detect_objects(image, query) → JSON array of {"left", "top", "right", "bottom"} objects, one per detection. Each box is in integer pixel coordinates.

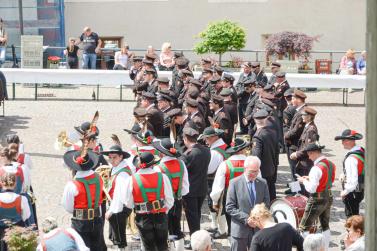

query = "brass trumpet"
[{"left": 54, "top": 131, "right": 74, "bottom": 150}]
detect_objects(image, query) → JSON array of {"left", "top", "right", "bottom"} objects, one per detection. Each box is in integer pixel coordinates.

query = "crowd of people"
[
  {"left": 0, "top": 26, "right": 368, "bottom": 251},
  {"left": 0, "top": 44, "right": 367, "bottom": 251}
]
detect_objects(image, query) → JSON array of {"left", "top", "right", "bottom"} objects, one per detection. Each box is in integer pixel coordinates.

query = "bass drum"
[{"left": 270, "top": 195, "right": 308, "bottom": 229}]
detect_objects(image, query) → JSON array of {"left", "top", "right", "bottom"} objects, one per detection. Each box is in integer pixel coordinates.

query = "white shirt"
[
  {"left": 61, "top": 170, "right": 99, "bottom": 214},
  {"left": 343, "top": 146, "right": 362, "bottom": 195},
  {"left": 211, "top": 154, "right": 246, "bottom": 205},
  {"left": 208, "top": 138, "right": 227, "bottom": 175},
  {"left": 146, "top": 104, "right": 155, "bottom": 111},
  {"left": 18, "top": 144, "right": 33, "bottom": 170},
  {"left": 2, "top": 163, "right": 30, "bottom": 193},
  {"left": 303, "top": 156, "right": 326, "bottom": 194},
  {"left": 108, "top": 167, "right": 174, "bottom": 214},
  {"left": 214, "top": 107, "right": 224, "bottom": 116},
  {"left": 296, "top": 103, "right": 306, "bottom": 112},
  {"left": 153, "top": 156, "right": 190, "bottom": 197},
  {"left": 36, "top": 227, "right": 89, "bottom": 251},
  {"left": 114, "top": 51, "right": 128, "bottom": 66},
  {"left": 0, "top": 192, "right": 30, "bottom": 221}
]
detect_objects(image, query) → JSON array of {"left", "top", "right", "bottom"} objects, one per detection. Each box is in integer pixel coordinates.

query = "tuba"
[{"left": 95, "top": 165, "right": 113, "bottom": 201}]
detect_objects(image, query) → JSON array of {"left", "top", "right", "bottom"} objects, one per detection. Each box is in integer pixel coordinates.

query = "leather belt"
[
  {"left": 310, "top": 190, "right": 332, "bottom": 199},
  {"left": 135, "top": 200, "right": 165, "bottom": 214},
  {"left": 73, "top": 207, "right": 100, "bottom": 220}
]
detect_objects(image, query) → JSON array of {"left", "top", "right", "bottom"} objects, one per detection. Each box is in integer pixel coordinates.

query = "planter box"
[{"left": 277, "top": 60, "right": 299, "bottom": 73}]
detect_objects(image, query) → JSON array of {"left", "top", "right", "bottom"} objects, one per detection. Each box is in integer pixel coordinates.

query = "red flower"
[
  {"left": 139, "top": 163, "right": 147, "bottom": 168},
  {"left": 350, "top": 130, "right": 357, "bottom": 136},
  {"left": 91, "top": 126, "right": 97, "bottom": 133},
  {"left": 230, "top": 142, "right": 235, "bottom": 147},
  {"left": 213, "top": 123, "right": 220, "bottom": 129},
  {"left": 75, "top": 156, "right": 85, "bottom": 164},
  {"left": 169, "top": 148, "right": 177, "bottom": 154},
  {"left": 146, "top": 136, "right": 152, "bottom": 144}
]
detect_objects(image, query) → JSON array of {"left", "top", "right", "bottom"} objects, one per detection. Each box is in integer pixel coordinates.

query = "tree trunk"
[{"left": 219, "top": 53, "right": 222, "bottom": 66}]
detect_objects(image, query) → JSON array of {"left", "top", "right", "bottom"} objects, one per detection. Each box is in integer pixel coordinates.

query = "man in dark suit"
[
  {"left": 242, "top": 79, "right": 259, "bottom": 134},
  {"left": 209, "top": 95, "right": 233, "bottom": 145},
  {"left": 180, "top": 127, "right": 211, "bottom": 249},
  {"left": 185, "top": 99, "right": 206, "bottom": 134},
  {"left": 251, "top": 62, "right": 268, "bottom": 87},
  {"left": 140, "top": 91, "right": 164, "bottom": 137},
  {"left": 236, "top": 64, "right": 256, "bottom": 134},
  {"left": 290, "top": 107, "right": 319, "bottom": 196},
  {"left": 157, "top": 92, "right": 174, "bottom": 137},
  {"left": 268, "top": 62, "right": 281, "bottom": 85},
  {"left": 220, "top": 88, "right": 238, "bottom": 130},
  {"left": 251, "top": 109, "right": 279, "bottom": 200},
  {"left": 226, "top": 155, "right": 270, "bottom": 251},
  {"left": 284, "top": 89, "right": 307, "bottom": 182},
  {"left": 221, "top": 73, "right": 238, "bottom": 103}
]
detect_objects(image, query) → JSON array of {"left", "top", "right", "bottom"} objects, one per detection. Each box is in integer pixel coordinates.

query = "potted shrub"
[
  {"left": 194, "top": 20, "right": 246, "bottom": 66},
  {"left": 265, "top": 31, "right": 319, "bottom": 61}
]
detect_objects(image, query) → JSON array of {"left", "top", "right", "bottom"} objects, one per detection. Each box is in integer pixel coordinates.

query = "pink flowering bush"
[
  {"left": 265, "top": 31, "right": 319, "bottom": 57},
  {"left": 3, "top": 225, "right": 38, "bottom": 251}
]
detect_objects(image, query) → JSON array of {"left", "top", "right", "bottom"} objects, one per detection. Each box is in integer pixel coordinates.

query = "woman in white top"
[
  {"left": 113, "top": 44, "right": 133, "bottom": 70},
  {"left": 159, "top": 42, "right": 174, "bottom": 71}
]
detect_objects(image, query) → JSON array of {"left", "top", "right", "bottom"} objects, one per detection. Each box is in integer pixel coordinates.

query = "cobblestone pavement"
[{"left": 0, "top": 87, "right": 366, "bottom": 250}]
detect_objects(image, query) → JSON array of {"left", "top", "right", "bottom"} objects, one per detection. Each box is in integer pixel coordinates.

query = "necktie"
[{"left": 249, "top": 181, "right": 255, "bottom": 206}]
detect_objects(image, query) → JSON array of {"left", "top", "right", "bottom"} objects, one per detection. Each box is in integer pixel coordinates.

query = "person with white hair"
[
  {"left": 36, "top": 217, "right": 89, "bottom": 251},
  {"left": 159, "top": 42, "right": 174, "bottom": 71},
  {"left": 303, "top": 233, "right": 326, "bottom": 251},
  {"left": 225, "top": 155, "right": 270, "bottom": 250},
  {"left": 191, "top": 230, "right": 212, "bottom": 251}
]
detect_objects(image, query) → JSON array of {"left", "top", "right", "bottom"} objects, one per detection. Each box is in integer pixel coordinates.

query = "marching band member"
[
  {"left": 61, "top": 144, "right": 107, "bottom": 251},
  {"left": 152, "top": 138, "right": 189, "bottom": 251},
  {"left": 210, "top": 138, "right": 250, "bottom": 238},
  {"left": 198, "top": 127, "right": 229, "bottom": 236},
  {"left": 0, "top": 172, "right": 31, "bottom": 251},
  {"left": 335, "top": 129, "right": 365, "bottom": 217},
  {"left": 101, "top": 145, "right": 133, "bottom": 250},
  {"left": 297, "top": 143, "right": 336, "bottom": 250},
  {"left": 106, "top": 152, "right": 174, "bottom": 251}
]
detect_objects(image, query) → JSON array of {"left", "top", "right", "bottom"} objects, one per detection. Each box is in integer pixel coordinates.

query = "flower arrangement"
[
  {"left": 3, "top": 225, "right": 38, "bottom": 251},
  {"left": 265, "top": 31, "right": 319, "bottom": 59},
  {"left": 47, "top": 56, "right": 61, "bottom": 64}
]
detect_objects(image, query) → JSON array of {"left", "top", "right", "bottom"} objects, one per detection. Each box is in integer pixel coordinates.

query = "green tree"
[{"left": 194, "top": 20, "right": 246, "bottom": 65}]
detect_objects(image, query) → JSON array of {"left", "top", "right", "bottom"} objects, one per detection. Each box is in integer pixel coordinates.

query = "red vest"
[
  {"left": 0, "top": 195, "right": 21, "bottom": 214},
  {"left": 108, "top": 166, "right": 132, "bottom": 199},
  {"left": 132, "top": 172, "right": 166, "bottom": 213},
  {"left": 73, "top": 173, "right": 104, "bottom": 209},
  {"left": 225, "top": 159, "right": 245, "bottom": 188},
  {"left": 316, "top": 159, "right": 336, "bottom": 193},
  {"left": 157, "top": 159, "right": 184, "bottom": 198},
  {"left": 213, "top": 143, "right": 229, "bottom": 160},
  {"left": 17, "top": 154, "right": 25, "bottom": 165}
]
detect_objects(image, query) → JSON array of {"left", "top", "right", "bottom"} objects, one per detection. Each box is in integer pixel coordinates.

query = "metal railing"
[{"left": 1, "top": 45, "right": 364, "bottom": 73}]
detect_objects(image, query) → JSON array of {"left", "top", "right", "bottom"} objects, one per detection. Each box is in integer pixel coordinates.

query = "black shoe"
[
  {"left": 184, "top": 240, "right": 192, "bottom": 250},
  {"left": 204, "top": 227, "right": 218, "bottom": 233},
  {"left": 211, "top": 231, "right": 228, "bottom": 239}
]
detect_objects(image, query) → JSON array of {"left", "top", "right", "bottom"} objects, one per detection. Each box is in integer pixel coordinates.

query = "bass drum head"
[{"left": 270, "top": 199, "right": 298, "bottom": 229}]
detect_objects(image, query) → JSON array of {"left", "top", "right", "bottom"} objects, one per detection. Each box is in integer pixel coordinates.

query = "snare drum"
[{"left": 270, "top": 195, "right": 307, "bottom": 229}]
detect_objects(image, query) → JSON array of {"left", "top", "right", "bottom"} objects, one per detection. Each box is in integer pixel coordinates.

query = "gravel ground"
[{"left": 0, "top": 86, "right": 366, "bottom": 250}]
